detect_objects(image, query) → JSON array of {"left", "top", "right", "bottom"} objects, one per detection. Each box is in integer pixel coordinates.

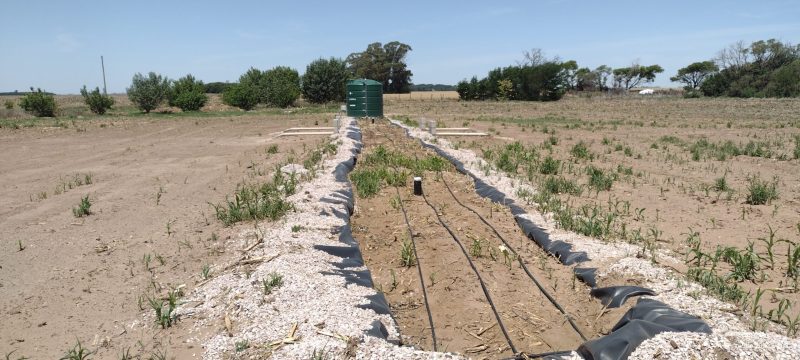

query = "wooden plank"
[
  {"left": 278, "top": 131, "right": 334, "bottom": 136},
  {"left": 284, "top": 127, "right": 335, "bottom": 131}
]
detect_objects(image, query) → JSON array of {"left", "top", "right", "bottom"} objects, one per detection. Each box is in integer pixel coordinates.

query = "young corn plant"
[
  {"left": 201, "top": 264, "right": 211, "bottom": 280},
  {"left": 786, "top": 244, "right": 800, "bottom": 279},
  {"left": 721, "top": 243, "right": 760, "bottom": 281},
  {"left": 400, "top": 238, "right": 415, "bottom": 267},
  {"left": 385, "top": 269, "right": 398, "bottom": 292},
  {"left": 59, "top": 340, "right": 92, "bottom": 360},
  {"left": 148, "top": 290, "right": 179, "bottom": 329},
  {"left": 759, "top": 225, "right": 780, "bottom": 269},
  {"left": 469, "top": 238, "right": 483, "bottom": 258},
  {"left": 751, "top": 288, "right": 766, "bottom": 331}
]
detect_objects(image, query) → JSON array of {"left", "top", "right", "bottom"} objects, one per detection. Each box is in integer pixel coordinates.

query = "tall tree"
[
  {"left": 346, "top": 41, "right": 413, "bottom": 93},
  {"left": 561, "top": 60, "right": 579, "bottom": 90},
  {"left": 670, "top": 61, "right": 718, "bottom": 90},
  {"left": 612, "top": 63, "right": 664, "bottom": 90},
  {"left": 302, "top": 57, "right": 349, "bottom": 103},
  {"left": 127, "top": 72, "right": 170, "bottom": 113},
  {"left": 593, "top": 65, "right": 612, "bottom": 90}
]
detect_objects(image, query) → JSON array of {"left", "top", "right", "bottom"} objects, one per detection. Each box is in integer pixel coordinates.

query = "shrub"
[
  {"left": 263, "top": 66, "right": 301, "bottom": 108},
  {"left": 745, "top": 175, "right": 778, "bottom": 205},
  {"left": 587, "top": 166, "right": 614, "bottom": 191},
  {"left": 539, "top": 156, "right": 560, "bottom": 175},
  {"left": 73, "top": 195, "right": 92, "bottom": 217},
  {"left": 301, "top": 57, "right": 349, "bottom": 103},
  {"left": 222, "top": 83, "right": 259, "bottom": 111},
  {"left": 3, "top": 100, "right": 13, "bottom": 109},
  {"left": 542, "top": 176, "right": 581, "bottom": 195},
  {"left": 211, "top": 171, "right": 296, "bottom": 226},
  {"left": 127, "top": 72, "right": 170, "bottom": 113},
  {"left": 765, "top": 59, "right": 800, "bottom": 98},
  {"left": 169, "top": 74, "right": 208, "bottom": 111},
  {"left": 238, "top": 67, "right": 268, "bottom": 102},
  {"left": 683, "top": 90, "right": 702, "bottom": 98},
  {"left": 80, "top": 86, "right": 114, "bottom": 114},
  {"left": 19, "top": 87, "right": 56, "bottom": 117},
  {"left": 570, "top": 141, "right": 592, "bottom": 160}
]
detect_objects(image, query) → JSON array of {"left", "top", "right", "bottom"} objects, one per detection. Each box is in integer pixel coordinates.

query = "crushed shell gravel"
[{"left": 182, "top": 118, "right": 462, "bottom": 359}]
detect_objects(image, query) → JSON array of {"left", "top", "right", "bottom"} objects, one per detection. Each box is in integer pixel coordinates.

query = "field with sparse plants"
[
  {"left": 0, "top": 97, "right": 339, "bottom": 358},
  {"left": 387, "top": 94, "right": 800, "bottom": 335}
]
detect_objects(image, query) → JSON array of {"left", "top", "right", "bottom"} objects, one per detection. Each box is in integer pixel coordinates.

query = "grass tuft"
[
  {"left": 211, "top": 170, "right": 295, "bottom": 226},
  {"left": 745, "top": 175, "right": 778, "bottom": 205},
  {"left": 262, "top": 272, "right": 284, "bottom": 295}
]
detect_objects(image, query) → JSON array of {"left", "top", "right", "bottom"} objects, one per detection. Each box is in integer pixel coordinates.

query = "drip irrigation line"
[
  {"left": 367, "top": 125, "right": 439, "bottom": 351},
  {"left": 439, "top": 172, "right": 589, "bottom": 342},
  {"left": 378, "top": 126, "right": 517, "bottom": 354},
  {"left": 420, "top": 190, "right": 518, "bottom": 354},
  {"left": 394, "top": 185, "right": 439, "bottom": 351},
  {"left": 504, "top": 350, "right": 576, "bottom": 360}
]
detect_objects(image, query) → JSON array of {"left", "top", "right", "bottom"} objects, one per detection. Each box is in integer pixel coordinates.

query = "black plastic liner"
[
  {"left": 577, "top": 298, "right": 712, "bottom": 360},
  {"left": 310, "top": 124, "right": 400, "bottom": 342},
  {"left": 590, "top": 286, "right": 657, "bottom": 308},
  {"left": 393, "top": 123, "right": 713, "bottom": 359}
]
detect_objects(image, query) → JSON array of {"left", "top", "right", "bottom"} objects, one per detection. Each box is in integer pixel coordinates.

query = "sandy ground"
[
  {"left": 350, "top": 122, "right": 633, "bottom": 358},
  {"left": 0, "top": 115, "right": 331, "bottom": 358},
  {"left": 387, "top": 96, "right": 800, "bottom": 324}
]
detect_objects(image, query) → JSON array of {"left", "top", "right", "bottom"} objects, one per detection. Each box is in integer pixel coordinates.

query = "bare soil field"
[
  {"left": 350, "top": 121, "right": 632, "bottom": 357},
  {"left": 387, "top": 95, "right": 800, "bottom": 335},
  {"left": 383, "top": 91, "right": 460, "bottom": 101},
  {"left": 0, "top": 111, "right": 334, "bottom": 358},
  {"left": 3, "top": 93, "right": 799, "bottom": 359}
]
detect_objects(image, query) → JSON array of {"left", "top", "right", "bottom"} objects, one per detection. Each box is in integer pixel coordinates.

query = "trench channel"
[{"left": 349, "top": 120, "right": 634, "bottom": 358}]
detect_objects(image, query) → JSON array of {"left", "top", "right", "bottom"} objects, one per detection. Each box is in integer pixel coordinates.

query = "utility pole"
[{"left": 101, "top": 56, "right": 107, "bottom": 95}]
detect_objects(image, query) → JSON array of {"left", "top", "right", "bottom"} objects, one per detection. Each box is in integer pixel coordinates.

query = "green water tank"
[{"left": 346, "top": 79, "right": 383, "bottom": 117}]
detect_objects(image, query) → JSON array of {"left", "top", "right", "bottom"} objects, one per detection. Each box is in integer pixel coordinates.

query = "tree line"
[
  {"left": 457, "top": 49, "right": 664, "bottom": 101},
  {"left": 12, "top": 38, "right": 799, "bottom": 117},
  {"left": 12, "top": 41, "right": 414, "bottom": 116},
  {"left": 675, "top": 39, "right": 800, "bottom": 98}
]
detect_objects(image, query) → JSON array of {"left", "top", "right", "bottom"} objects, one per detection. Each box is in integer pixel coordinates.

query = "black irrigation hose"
[
  {"left": 394, "top": 186, "right": 439, "bottom": 351},
  {"left": 420, "top": 190, "right": 518, "bottom": 354},
  {"left": 439, "top": 173, "right": 589, "bottom": 342},
  {"left": 374, "top": 125, "right": 517, "bottom": 353},
  {"left": 504, "top": 350, "right": 576, "bottom": 360},
  {"left": 367, "top": 125, "right": 439, "bottom": 351}
]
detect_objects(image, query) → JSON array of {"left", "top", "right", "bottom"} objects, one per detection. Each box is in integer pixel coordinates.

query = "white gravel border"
[
  {"left": 391, "top": 119, "right": 800, "bottom": 359},
  {"left": 180, "top": 118, "right": 462, "bottom": 359}
]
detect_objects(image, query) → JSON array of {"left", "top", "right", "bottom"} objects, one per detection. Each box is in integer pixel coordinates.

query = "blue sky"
[{"left": 1, "top": 0, "right": 798, "bottom": 94}]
